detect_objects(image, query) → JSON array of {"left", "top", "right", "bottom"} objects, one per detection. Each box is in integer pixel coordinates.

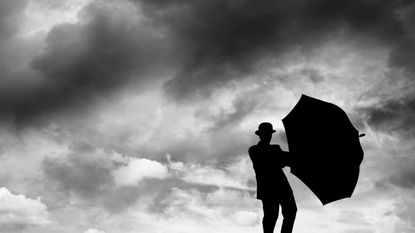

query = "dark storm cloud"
[
  {"left": 357, "top": 4, "right": 415, "bottom": 138},
  {"left": 388, "top": 3, "right": 415, "bottom": 74},
  {"left": 132, "top": 0, "right": 408, "bottom": 100},
  {"left": 389, "top": 39, "right": 415, "bottom": 75},
  {"left": 0, "top": 1, "right": 170, "bottom": 126},
  {"left": 360, "top": 96, "right": 415, "bottom": 138},
  {"left": 2, "top": 0, "right": 413, "bottom": 126}
]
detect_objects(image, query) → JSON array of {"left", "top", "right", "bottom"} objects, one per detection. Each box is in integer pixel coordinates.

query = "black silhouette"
[
  {"left": 249, "top": 122, "right": 297, "bottom": 233},
  {"left": 249, "top": 95, "right": 365, "bottom": 233},
  {"left": 282, "top": 94, "right": 364, "bottom": 205}
]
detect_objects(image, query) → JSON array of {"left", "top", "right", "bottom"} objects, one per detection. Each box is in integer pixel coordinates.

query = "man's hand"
[{"left": 281, "top": 150, "right": 293, "bottom": 167}]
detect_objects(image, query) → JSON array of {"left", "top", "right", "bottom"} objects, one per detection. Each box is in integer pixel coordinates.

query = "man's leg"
[
  {"left": 261, "top": 199, "right": 279, "bottom": 233},
  {"left": 280, "top": 192, "right": 297, "bottom": 233}
]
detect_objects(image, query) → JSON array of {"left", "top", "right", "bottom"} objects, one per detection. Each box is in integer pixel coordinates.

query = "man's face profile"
[{"left": 259, "top": 133, "right": 272, "bottom": 144}]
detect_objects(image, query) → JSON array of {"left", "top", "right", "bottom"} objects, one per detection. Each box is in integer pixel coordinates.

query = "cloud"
[
  {"left": 41, "top": 145, "right": 173, "bottom": 212},
  {"left": 374, "top": 150, "right": 415, "bottom": 191},
  {"left": 0, "top": 0, "right": 171, "bottom": 127},
  {"left": 200, "top": 87, "right": 265, "bottom": 132},
  {"left": 388, "top": 168, "right": 415, "bottom": 190},
  {"left": 359, "top": 95, "right": 415, "bottom": 138},
  {"left": 231, "top": 211, "right": 259, "bottom": 226},
  {"left": 387, "top": 4, "right": 415, "bottom": 74},
  {"left": 373, "top": 171, "right": 415, "bottom": 233},
  {"left": 0, "top": 187, "right": 50, "bottom": 230},
  {"left": 3, "top": 0, "right": 411, "bottom": 129},
  {"left": 84, "top": 229, "right": 106, "bottom": 233},
  {"left": 159, "top": 187, "right": 258, "bottom": 221},
  {"left": 112, "top": 157, "right": 170, "bottom": 186},
  {"left": 358, "top": 4, "right": 415, "bottom": 138},
  {"left": 131, "top": 0, "right": 409, "bottom": 101},
  {"left": 207, "top": 97, "right": 258, "bottom": 132},
  {"left": 393, "top": 195, "right": 415, "bottom": 233},
  {"left": 0, "top": 0, "right": 28, "bottom": 40},
  {"left": 94, "top": 88, "right": 260, "bottom": 164},
  {"left": 168, "top": 155, "right": 255, "bottom": 191},
  {"left": 42, "top": 148, "right": 113, "bottom": 198},
  {"left": 117, "top": 186, "right": 261, "bottom": 233}
]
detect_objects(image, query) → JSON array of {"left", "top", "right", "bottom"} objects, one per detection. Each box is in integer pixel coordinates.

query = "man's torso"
[{"left": 249, "top": 142, "right": 292, "bottom": 199}]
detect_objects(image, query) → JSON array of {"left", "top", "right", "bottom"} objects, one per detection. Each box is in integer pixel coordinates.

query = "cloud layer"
[
  {"left": 134, "top": 0, "right": 409, "bottom": 100},
  {"left": 1, "top": 0, "right": 414, "bottom": 126},
  {"left": 0, "top": 0, "right": 171, "bottom": 126},
  {"left": 112, "top": 157, "right": 170, "bottom": 186},
  {"left": 1, "top": 0, "right": 415, "bottom": 232},
  {"left": 0, "top": 187, "right": 50, "bottom": 231}
]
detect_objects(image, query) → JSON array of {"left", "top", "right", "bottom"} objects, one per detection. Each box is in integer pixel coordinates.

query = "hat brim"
[{"left": 255, "top": 130, "right": 276, "bottom": 135}]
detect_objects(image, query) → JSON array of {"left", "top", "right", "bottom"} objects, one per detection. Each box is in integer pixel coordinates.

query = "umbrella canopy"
[{"left": 282, "top": 94, "right": 364, "bottom": 205}]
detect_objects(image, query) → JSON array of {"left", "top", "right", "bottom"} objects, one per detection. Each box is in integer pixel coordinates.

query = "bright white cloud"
[
  {"left": 0, "top": 187, "right": 50, "bottom": 229},
  {"left": 148, "top": 187, "right": 260, "bottom": 233},
  {"left": 231, "top": 211, "right": 259, "bottom": 226},
  {"left": 111, "top": 157, "right": 170, "bottom": 186},
  {"left": 20, "top": 0, "right": 94, "bottom": 37},
  {"left": 168, "top": 155, "right": 255, "bottom": 190},
  {"left": 84, "top": 228, "right": 106, "bottom": 233}
]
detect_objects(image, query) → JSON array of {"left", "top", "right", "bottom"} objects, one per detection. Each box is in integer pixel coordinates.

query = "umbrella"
[{"left": 282, "top": 94, "right": 364, "bottom": 205}]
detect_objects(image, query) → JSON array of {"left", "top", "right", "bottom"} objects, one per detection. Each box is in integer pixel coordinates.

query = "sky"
[{"left": 0, "top": 0, "right": 415, "bottom": 232}]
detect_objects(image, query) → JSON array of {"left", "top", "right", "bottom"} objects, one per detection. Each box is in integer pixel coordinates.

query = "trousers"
[{"left": 261, "top": 192, "right": 297, "bottom": 233}]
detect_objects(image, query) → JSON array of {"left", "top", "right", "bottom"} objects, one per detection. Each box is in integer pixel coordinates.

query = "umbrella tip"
[{"left": 359, "top": 133, "right": 365, "bottom": 137}]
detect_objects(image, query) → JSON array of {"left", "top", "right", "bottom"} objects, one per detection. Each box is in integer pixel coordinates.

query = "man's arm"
[
  {"left": 248, "top": 146, "right": 258, "bottom": 172},
  {"left": 281, "top": 149, "right": 293, "bottom": 167},
  {"left": 274, "top": 145, "right": 293, "bottom": 168}
]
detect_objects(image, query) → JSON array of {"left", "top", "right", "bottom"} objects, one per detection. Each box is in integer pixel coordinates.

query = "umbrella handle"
[{"left": 359, "top": 133, "right": 365, "bottom": 137}]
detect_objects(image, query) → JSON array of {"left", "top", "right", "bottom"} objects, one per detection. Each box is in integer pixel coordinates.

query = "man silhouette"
[{"left": 249, "top": 122, "right": 297, "bottom": 233}]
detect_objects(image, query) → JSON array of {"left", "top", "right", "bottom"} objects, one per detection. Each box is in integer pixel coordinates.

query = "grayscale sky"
[{"left": 0, "top": 0, "right": 414, "bottom": 232}]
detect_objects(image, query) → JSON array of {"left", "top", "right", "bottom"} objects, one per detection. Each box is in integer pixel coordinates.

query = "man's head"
[{"left": 255, "top": 122, "right": 276, "bottom": 143}]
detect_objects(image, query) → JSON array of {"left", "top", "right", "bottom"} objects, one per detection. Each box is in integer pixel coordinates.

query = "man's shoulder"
[
  {"left": 248, "top": 145, "right": 258, "bottom": 155},
  {"left": 249, "top": 144, "right": 281, "bottom": 154},
  {"left": 270, "top": 144, "right": 282, "bottom": 150}
]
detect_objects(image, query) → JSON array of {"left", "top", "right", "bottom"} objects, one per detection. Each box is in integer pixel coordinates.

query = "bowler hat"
[{"left": 255, "top": 122, "right": 276, "bottom": 135}]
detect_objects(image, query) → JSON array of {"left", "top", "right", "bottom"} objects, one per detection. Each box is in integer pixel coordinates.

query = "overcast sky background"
[{"left": 0, "top": 0, "right": 415, "bottom": 232}]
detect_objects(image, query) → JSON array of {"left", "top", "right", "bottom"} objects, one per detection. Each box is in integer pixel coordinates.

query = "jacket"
[{"left": 249, "top": 141, "right": 293, "bottom": 199}]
